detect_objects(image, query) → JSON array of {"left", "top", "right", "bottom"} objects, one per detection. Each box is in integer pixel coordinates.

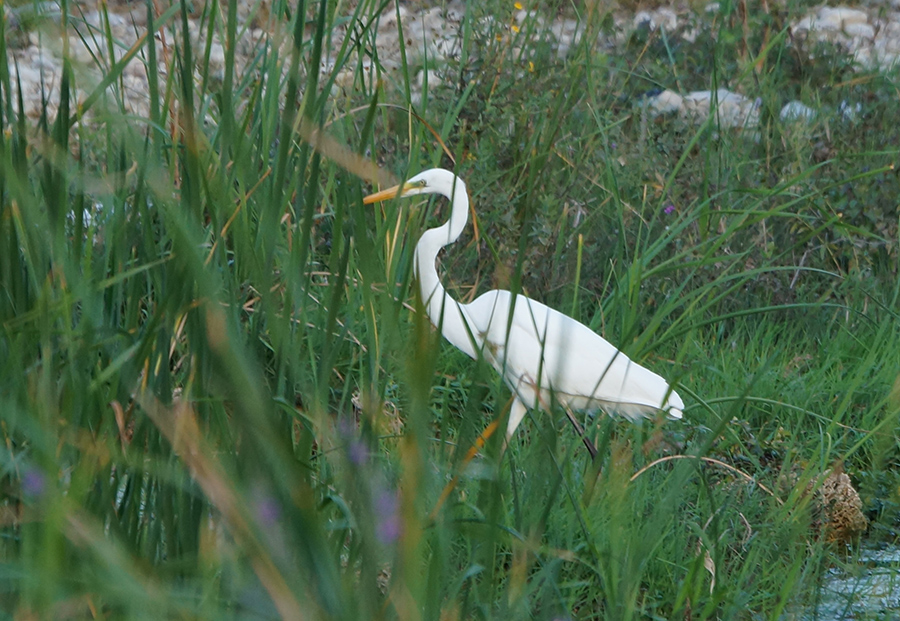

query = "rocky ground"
[{"left": 5, "top": 1, "right": 900, "bottom": 128}]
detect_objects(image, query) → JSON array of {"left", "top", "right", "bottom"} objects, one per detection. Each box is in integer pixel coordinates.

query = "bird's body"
[{"left": 364, "top": 169, "right": 683, "bottom": 440}]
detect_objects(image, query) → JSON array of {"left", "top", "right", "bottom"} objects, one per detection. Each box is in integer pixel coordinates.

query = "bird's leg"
[
  {"left": 505, "top": 398, "right": 529, "bottom": 439},
  {"left": 507, "top": 391, "right": 598, "bottom": 461},
  {"left": 497, "top": 398, "right": 527, "bottom": 455},
  {"left": 528, "top": 387, "right": 598, "bottom": 461},
  {"left": 562, "top": 405, "right": 598, "bottom": 461}
]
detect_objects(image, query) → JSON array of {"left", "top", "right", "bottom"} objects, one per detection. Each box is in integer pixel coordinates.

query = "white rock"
[
  {"left": 812, "top": 15, "right": 842, "bottom": 32},
  {"left": 514, "top": 9, "right": 543, "bottom": 27},
  {"left": 881, "top": 19, "right": 900, "bottom": 39},
  {"left": 792, "top": 15, "right": 818, "bottom": 33},
  {"left": 859, "top": 41, "right": 900, "bottom": 69},
  {"left": 682, "top": 89, "right": 760, "bottom": 128},
  {"left": 12, "top": 64, "right": 42, "bottom": 89},
  {"left": 853, "top": 47, "right": 874, "bottom": 68},
  {"left": 818, "top": 7, "right": 869, "bottom": 27},
  {"left": 207, "top": 42, "right": 226, "bottom": 84},
  {"left": 634, "top": 11, "right": 650, "bottom": 27},
  {"left": 420, "top": 7, "right": 446, "bottom": 32},
  {"left": 838, "top": 100, "right": 862, "bottom": 122},
  {"left": 445, "top": 5, "right": 464, "bottom": 24},
  {"left": 656, "top": 8, "right": 678, "bottom": 31},
  {"left": 550, "top": 18, "right": 579, "bottom": 40},
  {"left": 843, "top": 22, "right": 875, "bottom": 40},
  {"left": 873, "top": 34, "right": 900, "bottom": 55},
  {"left": 32, "top": 49, "right": 59, "bottom": 72},
  {"left": 431, "top": 35, "right": 459, "bottom": 60},
  {"left": 634, "top": 9, "right": 677, "bottom": 32},
  {"left": 416, "top": 69, "right": 441, "bottom": 89},
  {"left": 209, "top": 42, "right": 225, "bottom": 67},
  {"left": 124, "top": 60, "right": 146, "bottom": 80},
  {"left": 878, "top": 50, "right": 900, "bottom": 69},
  {"left": 780, "top": 101, "right": 816, "bottom": 122},
  {"left": 379, "top": 4, "right": 409, "bottom": 29},
  {"left": 647, "top": 89, "right": 684, "bottom": 116},
  {"left": 795, "top": 7, "right": 869, "bottom": 34},
  {"left": 332, "top": 67, "right": 355, "bottom": 92}
]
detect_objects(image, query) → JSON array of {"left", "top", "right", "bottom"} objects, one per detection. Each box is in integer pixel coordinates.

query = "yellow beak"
[{"left": 362, "top": 183, "right": 413, "bottom": 204}]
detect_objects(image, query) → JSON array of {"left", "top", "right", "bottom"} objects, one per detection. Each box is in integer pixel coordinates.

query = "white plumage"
[{"left": 364, "top": 168, "right": 683, "bottom": 440}]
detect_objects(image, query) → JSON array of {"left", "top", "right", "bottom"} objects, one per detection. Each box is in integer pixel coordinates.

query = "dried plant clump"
[{"left": 812, "top": 468, "right": 868, "bottom": 544}]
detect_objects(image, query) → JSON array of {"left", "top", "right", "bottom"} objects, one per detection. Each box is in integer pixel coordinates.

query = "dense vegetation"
[{"left": 1, "top": 0, "right": 897, "bottom": 618}]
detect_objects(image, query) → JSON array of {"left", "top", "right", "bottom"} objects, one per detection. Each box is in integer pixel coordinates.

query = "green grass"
[{"left": 1, "top": 0, "right": 898, "bottom": 618}]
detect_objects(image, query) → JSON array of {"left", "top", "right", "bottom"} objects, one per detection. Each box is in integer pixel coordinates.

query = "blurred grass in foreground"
[{"left": 1, "top": 0, "right": 899, "bottom": 619}]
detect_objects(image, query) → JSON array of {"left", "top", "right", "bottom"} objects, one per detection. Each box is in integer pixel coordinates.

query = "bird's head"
[{"left": 363, "top": 169, "right": 463, "bottom": 204}]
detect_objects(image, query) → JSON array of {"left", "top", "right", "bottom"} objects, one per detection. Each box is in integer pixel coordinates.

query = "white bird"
[{"left": 363, "top": 169, "right": 683, "bottom": 450}]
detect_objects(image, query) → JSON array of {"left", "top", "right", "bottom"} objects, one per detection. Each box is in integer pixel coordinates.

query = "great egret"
[{"left": 363, "top": 169, "right": 683, "bottom": 448}]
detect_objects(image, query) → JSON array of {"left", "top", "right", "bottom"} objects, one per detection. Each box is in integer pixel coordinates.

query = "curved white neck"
[{"left": 414, "top": 177, "right": 480, "bottom": 359}]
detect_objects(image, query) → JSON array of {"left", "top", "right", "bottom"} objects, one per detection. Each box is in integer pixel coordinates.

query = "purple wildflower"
[
  {"left": 374, "top": 489, "right": 401, "bottom": 545},
  {"left": 22, "top": 467, "right": 46, "bottom": 500},
  {"left": 253, "top": 489, "right": 281, "bottom": 527},
  {"left": 337, "top": 416, "right": 354, "bottom": 437},
  {"left": 347, "top": 439, "right": 369, "bottom": 466}
]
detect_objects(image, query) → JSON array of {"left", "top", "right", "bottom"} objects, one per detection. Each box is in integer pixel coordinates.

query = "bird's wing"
[{"left": 468, "top": 290, "right": 681, "bottom": 419}]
